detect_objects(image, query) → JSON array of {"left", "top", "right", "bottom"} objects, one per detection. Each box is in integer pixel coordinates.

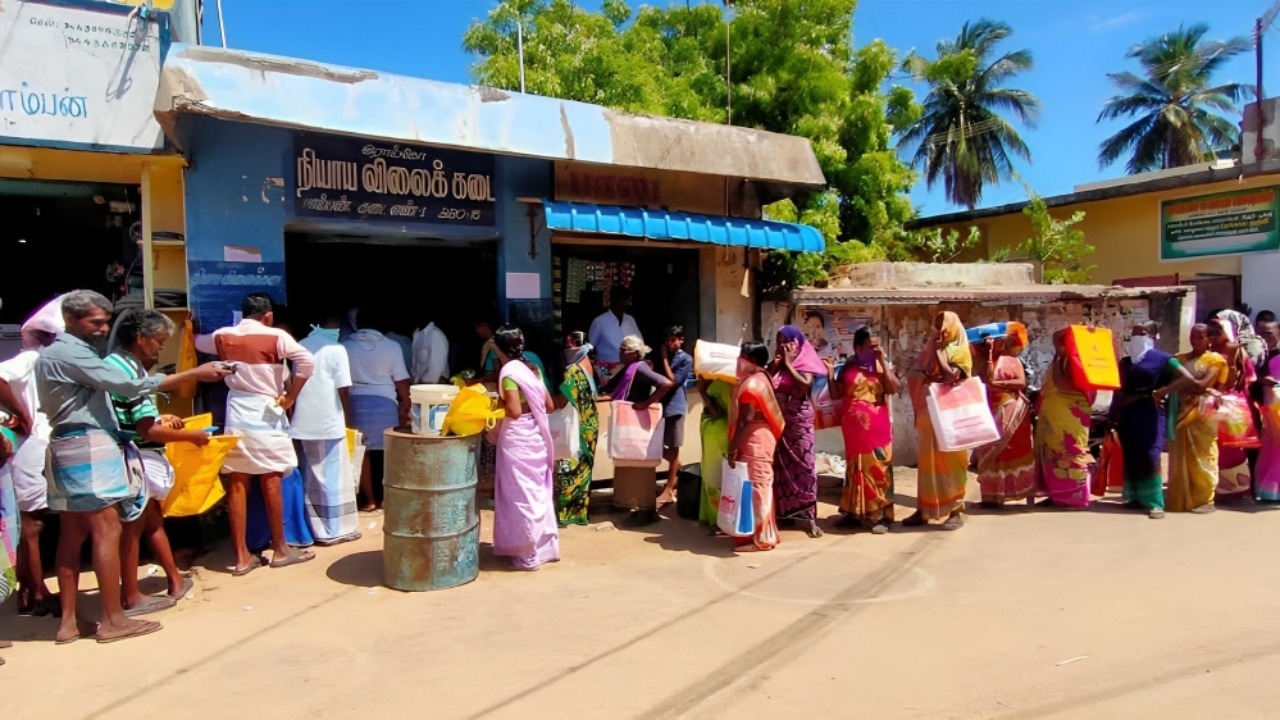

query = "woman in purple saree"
[{"left": 492, "top": 326, "right": 560, "bottom": 571}]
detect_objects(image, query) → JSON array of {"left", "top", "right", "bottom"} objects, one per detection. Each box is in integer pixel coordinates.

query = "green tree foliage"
[
  {"left": 1017, "top": 193, "right": 1095, "bottom": 284},
  {"left": 464, "top": 0, "right": 920, "bottom": 289},
  {"left": 900, "top": 19, "right": 1040, "bottom": 210},
  {"left": 1096, "top": 23, "right": 1253, "bottom": 174}
]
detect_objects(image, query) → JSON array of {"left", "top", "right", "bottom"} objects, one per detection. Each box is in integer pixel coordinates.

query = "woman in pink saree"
[
  {"left": 492, "top": 326, "right": 560, "bottom": 571},
  {"left": 730, "top": 341, "right": 786, "bottom": 552}
]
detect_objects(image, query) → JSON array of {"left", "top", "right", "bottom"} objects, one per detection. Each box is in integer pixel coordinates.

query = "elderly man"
[
  {"left": 36, "top": 290, "right": 228, "bottom": 643},
  {"left": 196, "top": 293, "right": 316, "bottom": 575}
]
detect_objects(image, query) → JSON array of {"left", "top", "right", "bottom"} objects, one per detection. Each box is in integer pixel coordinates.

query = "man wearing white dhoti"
[{"left": 196, "top": 293, "right": 316, "bottom": 575}]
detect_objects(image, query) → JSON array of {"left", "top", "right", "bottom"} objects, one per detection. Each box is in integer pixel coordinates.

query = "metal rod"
[
  {"left": 216, "top": 0, "right": 227, "bottom": 48},
  {"left": 726, "top": 14, "right": 732, "bottom": 125},
  {"left": 517, "top": 19, "right": 527, "bottom": 94}
]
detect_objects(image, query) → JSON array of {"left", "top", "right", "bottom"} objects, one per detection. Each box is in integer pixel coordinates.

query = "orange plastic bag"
[
  {"left": 163, "top": 435, "right": 237, "bottom": 517},
  {"left": 1065, "top": 325, "right": 1120, "bottom": 391},
  {"left": 1093, "top": 431, "right": 1124, "bottom": 496},
  {"left": 172, "top": 315, "right": 199, "bottom": 399}
]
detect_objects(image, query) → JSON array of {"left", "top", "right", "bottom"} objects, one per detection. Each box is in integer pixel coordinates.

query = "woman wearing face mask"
[
  {"left": 768, "top": 326, "right": 826, "bottom": 539},
  {"left": 830, "top": 328, "right": 900, "bottom": 533},
  {"left": 1113, "top": 322, "right": 1187, "bottom": 519},
  {"left": 729, "top": 342, "right": 786, "bottom": 551},
  {"left": 905, "top": 311, "right": 972, "bottom": 530},
  {"left": 553, "top": 331, "right": 599, "bottom": 527},
  {"left": 975, "top": 323, "right": 1036, "bottom": 508},
  {"left": 1208, "top": 314, "right": 1258, "bottom": 502},
  {"left": 1161, "top": 323, "right": 1230, "bottom": 513},
  {"left": 1033, "top": 329, "right": 1096, "bottom": 509}
]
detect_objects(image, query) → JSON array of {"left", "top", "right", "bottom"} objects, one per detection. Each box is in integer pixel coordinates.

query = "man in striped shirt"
[{"left": 106, "top": 310, "right": 212, "bottom": 616}]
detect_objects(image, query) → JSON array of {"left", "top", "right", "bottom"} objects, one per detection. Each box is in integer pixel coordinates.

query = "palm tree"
[
  {"left": 1097, "top": 23, "right": 1253, "bottom": 174},
  {"left": 901, "top": 19, "right": 1040, "bottom": 210}
]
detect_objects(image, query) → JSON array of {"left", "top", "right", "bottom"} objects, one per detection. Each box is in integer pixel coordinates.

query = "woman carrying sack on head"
[{"left": 1034, "top": 329, "right": 1096, "bottom": 510}]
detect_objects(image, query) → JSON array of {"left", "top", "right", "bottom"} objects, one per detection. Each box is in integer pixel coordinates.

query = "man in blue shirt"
[{"left": 656, "top": 326, "right": 693, "bottom": 506}]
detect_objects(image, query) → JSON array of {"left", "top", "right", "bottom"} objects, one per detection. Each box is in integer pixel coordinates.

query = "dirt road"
[{"left": 5, "top": 472, "right": 1279, "bottom": 719}]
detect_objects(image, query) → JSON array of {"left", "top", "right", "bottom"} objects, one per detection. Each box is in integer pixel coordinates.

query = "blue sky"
[{"left": 203, "top": 0, "right": 1270, "bottom": 217}]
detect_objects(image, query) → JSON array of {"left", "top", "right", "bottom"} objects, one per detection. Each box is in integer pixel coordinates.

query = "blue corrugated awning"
[{"left": 542, "top": 200, "right": 826, "bottom": 253}]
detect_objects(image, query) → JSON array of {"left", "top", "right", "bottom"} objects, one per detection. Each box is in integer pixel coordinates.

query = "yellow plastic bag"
[
  {"left": 163, "top": 435, "right": 237, "bottom": 517},
  {"left": 183, "top": 413, "right": 213, "bottom": 431},
  {"left": 173, "top": 315, "right": 200, "bottom": 399},
  {"left": 440, "top": 385, "right": 504, "bottom": 437}
]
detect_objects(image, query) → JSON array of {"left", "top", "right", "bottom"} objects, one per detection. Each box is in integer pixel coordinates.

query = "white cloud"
[{"left": 1089, "top": 11, "right": 1142, "bottom": 33}]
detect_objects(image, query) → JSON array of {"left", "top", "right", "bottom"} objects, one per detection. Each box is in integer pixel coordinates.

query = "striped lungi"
[
  {"left": 350, "top": 394, "right": 399, "bottom": 451},
  {"left": 46, "top": 428, "right": 146, "bottom": 521},
  {"left": 299, "top": 438, "right": 359, "bottom": 542}
]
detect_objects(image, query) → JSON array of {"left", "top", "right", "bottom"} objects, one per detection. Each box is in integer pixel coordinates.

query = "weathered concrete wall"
[
  {"left": 770, "top": 292, "right": 1192, "bottom": 467},
  {"left": 702, "top": 248, "right": 754, "bottom": 345},
  {"left": 828, "top": 262, "right": 1035, "bottom": 288}
]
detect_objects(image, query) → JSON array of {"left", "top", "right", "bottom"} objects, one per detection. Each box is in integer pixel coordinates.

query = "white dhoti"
[
  {"left": 223, "top": 390, "right": 297, "bottom": 475},
  {"left": 12, "top": 435, "right": 49, "bottom": 512},
  {"left": 300, "top": 438, "right": 359, "bottom": 542},
  {"left": 138, "top": 448, "right": 176, "bottom": 502}
]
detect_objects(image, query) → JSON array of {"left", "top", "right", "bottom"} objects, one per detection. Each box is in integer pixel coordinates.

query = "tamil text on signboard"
[
  {"left": 0, "top": 0, "right": 167, "bottom": 151},
  {"left": 1160, "top": 187, "right": 1280, "bottom": 260},
  {"left": 293, "top": 135, "right": 496, "bottom": 226}
]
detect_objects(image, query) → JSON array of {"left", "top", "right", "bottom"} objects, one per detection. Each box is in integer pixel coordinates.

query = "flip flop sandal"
[
  {"left": 170, "top": 576, "right": 196, "bottom": 601},
  {"left": 96, "top": 620, "right": 162, "bottom": 644},
  {"left": 232, "top": 556, "right": 264, "bottom": 577},
  {"left": 34, "top": 597, "right": 62, "bottom": 618},
  {"left": 270, "top": 549, "right": 316, "bottom": 569},
  {"left": 124, "top": 595, "right": 177, "bottom": 618}
]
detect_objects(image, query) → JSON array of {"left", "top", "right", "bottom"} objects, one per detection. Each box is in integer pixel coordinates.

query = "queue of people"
[{"left": 7, "top": 288, "right": 1280, "bottom": 662}]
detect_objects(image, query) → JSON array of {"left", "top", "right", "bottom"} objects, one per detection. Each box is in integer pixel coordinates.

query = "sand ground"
[{"left": 4, "top": 470, "right": 1279, "bottom": 719}]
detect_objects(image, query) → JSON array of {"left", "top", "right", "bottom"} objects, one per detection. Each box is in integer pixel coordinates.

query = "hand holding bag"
[
  {"left": 926, "top": 377, "right": 1000, "bottom": 451},
  {"left": 716, "top": 460, "right": 755, "bottom": 537}
]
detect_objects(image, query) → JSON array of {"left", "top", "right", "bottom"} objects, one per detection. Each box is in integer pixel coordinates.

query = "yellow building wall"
[{"left": 915, "top": 173, "right": 1280, "bottom": 285}]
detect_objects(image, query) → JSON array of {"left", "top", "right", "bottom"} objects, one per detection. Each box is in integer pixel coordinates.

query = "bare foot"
[
  {"left": 656, "top": 491, "right": 677, "bottom": 507},
  {"left": 95, "top": 618, "right": 162, "bottom": 644}
]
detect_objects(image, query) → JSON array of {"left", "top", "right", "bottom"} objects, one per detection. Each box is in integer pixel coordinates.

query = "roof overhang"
[
  {"left": 153, "top": 44, "right": 828, "bottom": 201},
  {"left": 543, "top": 200, "right": 825, "bottom": 252},
  {"left": 793, "top": 284, "right": 1191, "bottom": 306}
]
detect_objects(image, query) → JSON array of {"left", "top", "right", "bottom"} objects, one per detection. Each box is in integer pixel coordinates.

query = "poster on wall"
[
  {"left": 1160, "top": 187, "right": 1280, "bottom": 260},
  {"left": 189, "top": 261, "right": 286, "bottom": 331},
  {"left": 797, "top": 306, "right": 879, "bottom": 360},
  {"left": 0, "top": 0, "right": 168, "bottom": 151},
  {"left": 293, "top": 134, "right": 497, "bottom": 227}
]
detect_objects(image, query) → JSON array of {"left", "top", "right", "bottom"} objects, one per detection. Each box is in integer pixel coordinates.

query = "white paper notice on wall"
[
  {"left": 506, "top": 272, "right": 542, "bottom": 300},
  {"left": 224, "top": 245, "right": 263, "bottom": 263}
]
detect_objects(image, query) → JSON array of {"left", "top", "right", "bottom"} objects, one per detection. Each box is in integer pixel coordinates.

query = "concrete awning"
[
  {"left": 154, "top": 44, "right": 827, "bottom": 201},
  {"left": 794, "top": 284, "right": 1191, "bottom": 306}
]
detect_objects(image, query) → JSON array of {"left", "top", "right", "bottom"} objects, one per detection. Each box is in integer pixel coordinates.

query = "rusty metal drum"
[{"left": 382, "top": 430, "right": 480, "bottom": 591}]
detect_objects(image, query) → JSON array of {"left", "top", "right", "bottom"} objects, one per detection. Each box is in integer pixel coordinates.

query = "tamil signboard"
[
  {"left": 0, "top": 0, "right": 168, "bottom": 151},
  {"left": 293, "top": 134, "right": 497, "bottom": 227},
  {"left": 1160, "top": 187, "right": 1280, "bottom": 260}
]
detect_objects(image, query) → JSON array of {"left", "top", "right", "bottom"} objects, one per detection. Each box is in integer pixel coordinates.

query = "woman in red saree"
[
  {"left": 976, "top": 322, "right": 1036, "bottom": 507},
  {"left": 729, "top": 341, "right": 786, "bottom": 551},
  {"left": 831, "top": 328, "right": 901, "bottom": 534}
]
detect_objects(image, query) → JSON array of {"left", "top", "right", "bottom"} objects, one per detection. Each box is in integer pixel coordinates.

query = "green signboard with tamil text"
[{"left": 1160, "top": 187, "right": 1280, "bottom": 260}]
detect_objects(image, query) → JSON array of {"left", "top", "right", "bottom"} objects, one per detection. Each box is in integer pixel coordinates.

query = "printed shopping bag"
[
  {"left": 811, "top": 374, "right": 840, "bottom": 431},
  {"left": 717, "top": 460, "right": 755, "bottom": 537},
  {"left": 608, "top": 401, "right": 665, "bottom": 467},
  {"left": 548, "top": 405, "right": 581, "bottom": 461},
  {"left": 1065, "top": 325, "right": 1121, "bottom": 391},
  {"left": 926, "top": 377, "right": 999, "bottom": 452}
]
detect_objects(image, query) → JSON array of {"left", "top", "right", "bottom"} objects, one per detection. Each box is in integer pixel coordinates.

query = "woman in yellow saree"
[
  {"left": 905, "top": 311, "right": 972, "bottom": 531},
  {"left": 1163, "top": 323, "right": 1230, "bottom": 513}
]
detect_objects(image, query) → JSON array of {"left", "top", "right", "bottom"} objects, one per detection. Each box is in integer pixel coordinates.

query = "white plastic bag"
[
  {"left": 926, "top": 377, "right": 999, "bottom": 451},
  {"left": 717, "top": 460, "right": 754, "bottom": 537},
  {"left": 693, "top": 340, "right": 740, "bottom": 384},
  {"left": 608, "top": 400, "right": 665, "bottom": 467},
  {"left": 548, "top": 405, "right": 581, "bottom": 461}
]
